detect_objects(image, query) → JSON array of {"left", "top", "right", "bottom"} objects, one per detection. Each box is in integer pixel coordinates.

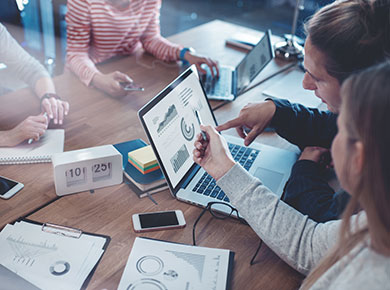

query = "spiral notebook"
[{"left": 0, "top": 129, "right": 64, "bottom": 165}]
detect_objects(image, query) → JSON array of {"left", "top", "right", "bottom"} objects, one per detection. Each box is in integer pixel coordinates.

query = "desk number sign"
[{"left": 52, "top": 145, "right": 123, "bottom": 196}]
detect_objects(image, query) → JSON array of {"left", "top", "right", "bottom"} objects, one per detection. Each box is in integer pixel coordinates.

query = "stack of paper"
[
  {"left": 0, "top": 221, "right": 106, "bottom": 290},
  {"left": 128, "top": 145, "right": 159, "bottom": 174}
]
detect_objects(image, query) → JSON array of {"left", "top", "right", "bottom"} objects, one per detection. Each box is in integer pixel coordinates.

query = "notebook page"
[{"left": 0, "top": 129, "right": 64, "bottom": 164}]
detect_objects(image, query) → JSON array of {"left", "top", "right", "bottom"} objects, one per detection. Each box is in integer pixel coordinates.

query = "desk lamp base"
[{"left": 274, "top": 36, "right": 304, "bottom": 62}]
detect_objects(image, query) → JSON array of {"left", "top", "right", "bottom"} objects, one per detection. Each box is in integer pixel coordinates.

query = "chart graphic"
[
  {"left": 127, "top": 278, "right": 168, "bottom": 290},
  {"left": 157, "top": 105, "right": 178, "bottom": 135},
  {"left": 179, "top": 87, "right": 193, "bottom": 108},
  {"left": 7, "top": 235, "right": 58, "bottom": 267},
  {"left": 170, "top": 145, "right": 190, "bottom": 173},
  {"left": 166, "top": 250, "right": 205, "bottom": 281},
  {"left": 181, "top": 118, "right": 195, "bottom": 141},
  {"left": 136, "top": 256, "right": 164, "bottom": 276},
  {"left": 49, "top": 261, "right": 70, "bottom": 276},
  {"left": 163, "top": 269, "right": 178, "bottom": 281}
]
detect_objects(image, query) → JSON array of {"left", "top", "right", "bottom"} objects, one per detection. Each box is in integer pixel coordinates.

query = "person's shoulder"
[
  {"left": 332, "top": 246, "right": 390, "bottom": 290},
  {"left": 354, "top": 248, "right": 390, "bottom": 288}
]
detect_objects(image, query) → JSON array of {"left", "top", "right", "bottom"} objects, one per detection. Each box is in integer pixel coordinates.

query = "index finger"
[
  {"left": 210, "top": 60, "right": 219, "bottom": 78},
  {"left": 216, "top": 117, "right": 243, "bottom": 131},
  {"left": 205, "top": 59, "right": 216, "bottom": 78},
  {"left": 41, "top": 99, "right": 54, "bottom": 119}
]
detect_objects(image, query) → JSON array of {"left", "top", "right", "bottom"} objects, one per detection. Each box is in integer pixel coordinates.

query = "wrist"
[
  {"left": 213, "top": 158, "right": 236, "bottom": 181},
  {"left": 40, "top": 93, "right": 61, "bottom": 109},
  {"left": 179, "top": 47, "right": 195, "bottom": 63},
  {"left": 91, "top": 72, "right": 104, "bottom": 88},
  {"left": 265, "top": 100, "right": 276, "bottom": 115},
  {"left": 0, "top": 130, "right": 17, "bottom": 147}
]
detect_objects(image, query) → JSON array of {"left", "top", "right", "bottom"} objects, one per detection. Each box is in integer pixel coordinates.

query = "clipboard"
[{"left": 11, "top": 218, "right": 111, "bottom": 290}]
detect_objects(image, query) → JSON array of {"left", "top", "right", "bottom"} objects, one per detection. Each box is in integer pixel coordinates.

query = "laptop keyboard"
[
  {"left": 201, "top": 67, "right": 231, "bottom": 97},
  {"left": 192, "top": 143, "right": 260, "bottom": 203}
]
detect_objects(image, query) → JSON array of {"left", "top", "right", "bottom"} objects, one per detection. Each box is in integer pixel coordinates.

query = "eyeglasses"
[{"left": 192, "top": 201, "right": 263, "bottom": 265}]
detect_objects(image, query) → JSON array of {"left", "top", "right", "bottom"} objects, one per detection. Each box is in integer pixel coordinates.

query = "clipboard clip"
[{"left": 41, "top": 222, "right": 82, "bottom": 239}]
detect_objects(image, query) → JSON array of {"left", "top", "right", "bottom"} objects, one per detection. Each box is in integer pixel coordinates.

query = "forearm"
[
  {"left": 34, "top": 77, "right": 56, "bottom": 99},
  {"left": 141, "top": 3, "right": 182, "bottom": 62},
  {"left": 142, "top": 35, "right": 182, "bottom": 62},
  {"left": 269, "top": 98, "right": 337, "bottom": 149},
  {"left": 283, "top": 160, "right": 340, "bottom": 222},
  {"left": 217, "top": 164, "right": 340, "bottom": 275},
  {"left": 0, "top": 24, "right": 49, "bottom": 89},
  {"left": 66, "top": 53, "right": 100, "bottom": 86},
  {"left": 0, "top": 131, "right": 13, "bottom": 147}
]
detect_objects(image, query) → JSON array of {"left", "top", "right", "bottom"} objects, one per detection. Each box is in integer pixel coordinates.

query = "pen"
[
  {"left": 145, "top": 191, "right": 158, "bottom": 205},
  {"left": 28, "top": 112, "right": 48, "bottom": 144},
  {"left": 194, "top": 110, "right": 208, "bottom": 141}
]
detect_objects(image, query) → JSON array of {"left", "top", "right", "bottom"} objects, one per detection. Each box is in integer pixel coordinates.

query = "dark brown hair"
[
  {"left": 305, "top": 0, "right": 390, "bottom": 83},
  {"left": 302, "top": 61, "right": 390, "bottom": 289}
]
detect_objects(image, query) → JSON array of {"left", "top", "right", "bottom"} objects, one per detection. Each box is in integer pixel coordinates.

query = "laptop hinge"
[
  {"left": 232, "top": 70, "right": 237, "bottom": 96},
  {"left": 180, "top": 164, "right": 201, "bottom": 189}
]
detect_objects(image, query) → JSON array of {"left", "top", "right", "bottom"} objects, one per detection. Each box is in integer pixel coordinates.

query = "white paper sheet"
[
  {"left": 118, "top": 237, "right": 232, "bottom": 290},
  {"left": 0, "top": 221, "right": 105, "bottom": 290}
]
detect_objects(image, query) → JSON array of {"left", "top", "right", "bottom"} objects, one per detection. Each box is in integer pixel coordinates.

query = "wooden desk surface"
[{"left": 0, "top": 20, "right": 304, "bottom": 289}]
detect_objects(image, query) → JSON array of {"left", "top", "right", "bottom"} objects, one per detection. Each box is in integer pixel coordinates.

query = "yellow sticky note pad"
[{"left": 128, "top": 145, "right": 158, "bottom": 169}]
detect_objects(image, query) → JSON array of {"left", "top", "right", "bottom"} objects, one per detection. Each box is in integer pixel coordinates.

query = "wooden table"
[{"left": 0, "top": 20, "right": 304, "bottom": 289}]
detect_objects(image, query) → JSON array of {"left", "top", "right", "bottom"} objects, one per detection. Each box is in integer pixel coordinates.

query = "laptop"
[
  {"left": 201, "top": 29, "right": 274, "bottom": 101},
  {"left": 138, "top": 65, "right": 298, "bottom": 215}
]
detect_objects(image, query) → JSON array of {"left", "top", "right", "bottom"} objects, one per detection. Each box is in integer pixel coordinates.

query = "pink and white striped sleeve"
[
  {"left": 140, "top": 0, "right": 182, "bottom": 62},
  {"left": 66, "top": 0, "right": 99, "bottom": 86}
]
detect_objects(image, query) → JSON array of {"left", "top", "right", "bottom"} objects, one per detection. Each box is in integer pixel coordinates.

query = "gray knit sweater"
[
  {"left": 0, "top": 23, "right": 49, "bottom": 93},
  {"left": 217, "top": 164, "right": 390, "bottom": 289}
]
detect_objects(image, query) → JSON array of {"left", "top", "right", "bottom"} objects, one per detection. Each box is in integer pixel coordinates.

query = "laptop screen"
[
  {"left": 139, "top": 66, "right": 216, "bottom": 192},
  {"left": 236, "top": 30, "right": 274, "bottom": 94}
]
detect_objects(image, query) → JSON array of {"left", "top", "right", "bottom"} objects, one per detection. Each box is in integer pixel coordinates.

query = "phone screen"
[
  {"left": 139, "top": 211, "right": 179, "bottom": 229},
  {"left": 0, "top": 177, "right": 18, "bottom": 196}
]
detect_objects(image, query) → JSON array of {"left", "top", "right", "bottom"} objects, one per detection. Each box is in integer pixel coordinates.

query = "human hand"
[
  {"left": 299, "top": 146, "right": 332, "bottom": 168},
  {"left": 41, "top": 96, "right": 69, "bottom": 125},
  {"left": 216, "top": 100, "right": 276, "bottom": 146},
  {"left": 193, "top": 125, "right": 235, "bottom": 181},
  {"left": 6, "top": 114, "right": 48, "bottom": 146},
  {"left": 91, "top": 71, "right": 133, "bottom": 97},
  {"left": 184, "top": 52, "right": 219, "bottom": 78}
]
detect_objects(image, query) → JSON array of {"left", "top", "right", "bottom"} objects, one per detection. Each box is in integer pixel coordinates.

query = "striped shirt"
[{"left": 66, "top": 0, "right": 182, "bottom": 86}]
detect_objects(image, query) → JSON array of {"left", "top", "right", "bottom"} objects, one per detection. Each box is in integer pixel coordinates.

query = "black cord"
[{"left": 250, "top": 239, "right": 263, "bottom": 265}]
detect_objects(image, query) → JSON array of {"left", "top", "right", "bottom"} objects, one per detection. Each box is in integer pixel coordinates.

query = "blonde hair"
[{"left": 302, "top": 62, "right": 390, "bottom": 289}]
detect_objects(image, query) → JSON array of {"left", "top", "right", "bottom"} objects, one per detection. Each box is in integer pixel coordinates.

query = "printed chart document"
[
  {"left": 118, "top": 237, "right": 234, "bottom": 290},
  {"left": 0, "top": 220, "right": 108, "bottom": 290}
]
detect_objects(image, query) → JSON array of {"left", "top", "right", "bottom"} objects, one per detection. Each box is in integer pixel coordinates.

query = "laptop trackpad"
[{"left": 253, "top": 167, "right": 284, "bottom": 193}]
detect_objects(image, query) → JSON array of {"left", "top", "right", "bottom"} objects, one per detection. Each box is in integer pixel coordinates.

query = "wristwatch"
[
  {"left": 180, "top": 47, "right": 195, "bottom": 65},
  {"left": 40, "top": 93, "right": 61, "bottom": 104}
]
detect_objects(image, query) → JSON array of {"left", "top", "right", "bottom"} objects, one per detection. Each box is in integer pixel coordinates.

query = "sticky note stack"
[{"left": 128, "top": 145, "right": 159, "bottom": 174}]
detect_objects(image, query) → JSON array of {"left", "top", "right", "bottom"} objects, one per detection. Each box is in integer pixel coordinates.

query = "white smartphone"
[
  {"left": 132, "top": 210, "right": 186, "bottom": 232},
  {"left": 119, "top": 81, "right": 145, "bottom": 91},
  {"left": 0, "top": 176, "right": 24, "bottom": 199}
]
